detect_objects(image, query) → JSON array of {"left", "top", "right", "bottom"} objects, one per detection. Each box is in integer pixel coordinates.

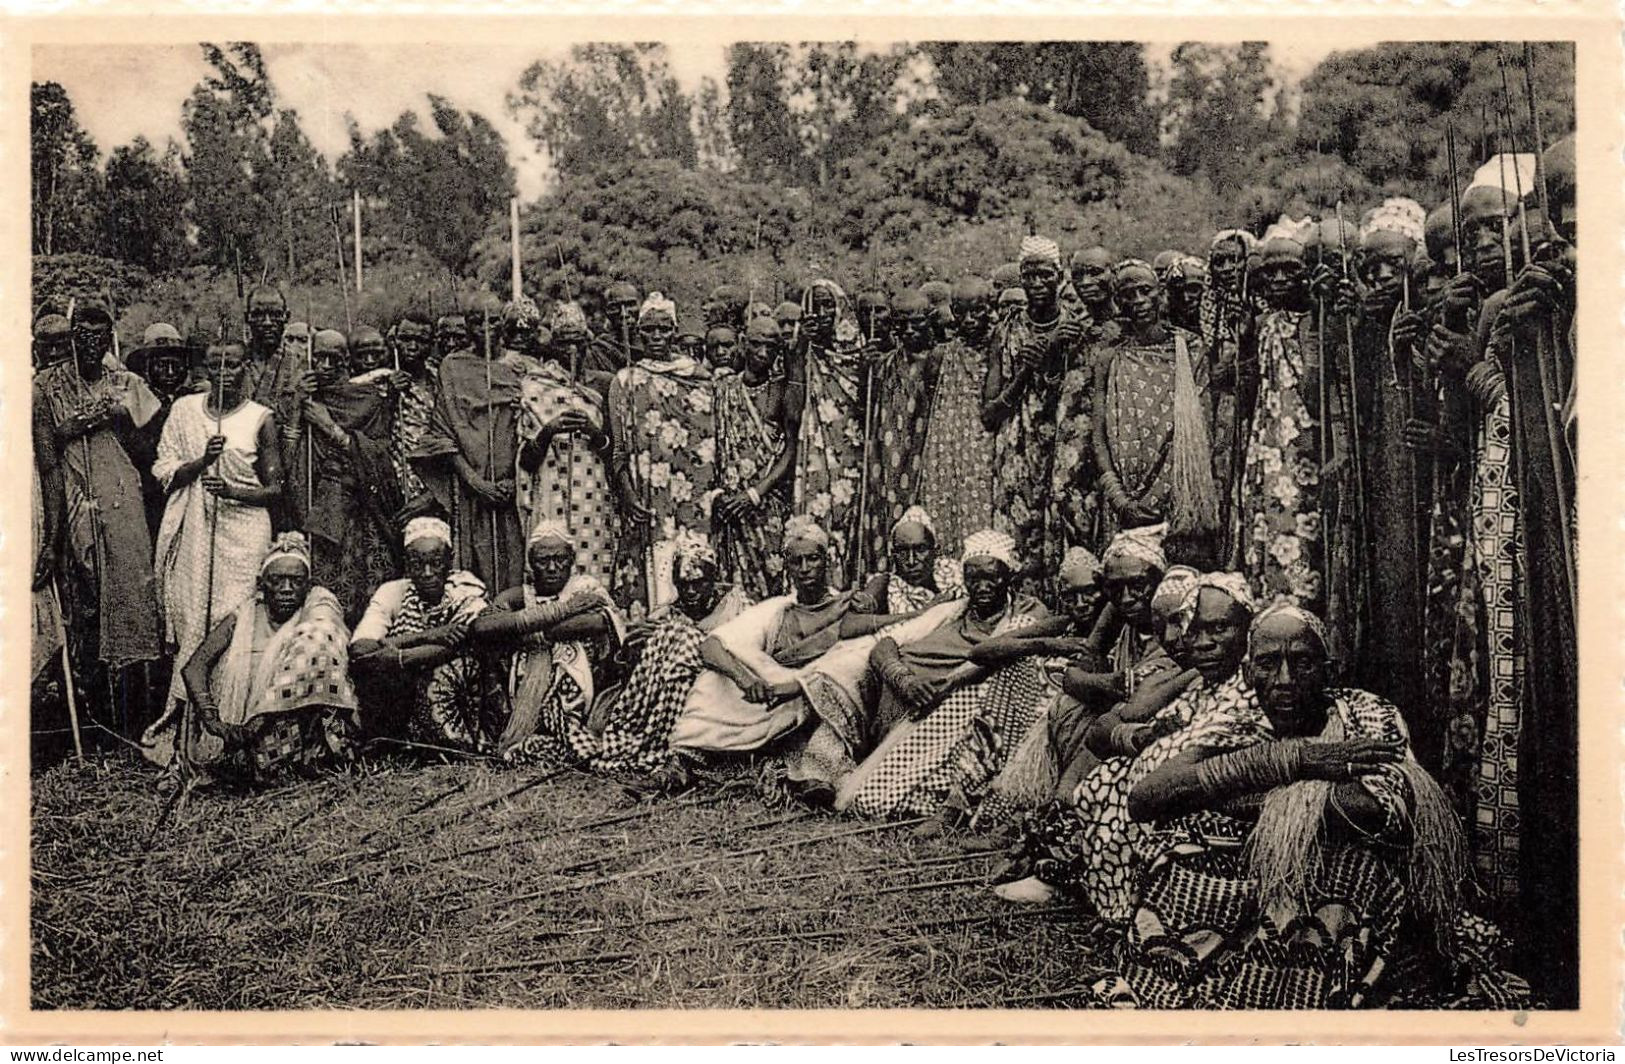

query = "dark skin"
[
  {"left": 1070, "top": 247, "right": 1115, "bottom": 317},
  {"left": 517, "top": 348, "right": 610, "bottom": 476},
  {"left": 981, "top": 259, "right": 1082, "bottom": 433},
  {"left": 1209, "top": 240, "right": 1247, "bottom": 299},
  {"left": 714, "top": 332, "right": 799, "bottom": 526},
  {"left": 350, "top": 330, "right": 390, "bottom": 375},
  {"left": 35, "top": 333, "right": 72, "bottom": 371},
  {"left": 968, "top": 568, "right": 1104, "bottom": 668},
  {"left": 855, "top": 522, "right": 947, "bottom": 614},
  {"left": 52, "top": 319, "right": 124, "bottom": 445},
  {"left": 702, "top": 536, "right": 915, "bottom": 704},
  {"left": 475, "top": 540, "right": 609, "bottom": 645},
  {"left": 951, "top": 296, "right": 992, "bottom": 346},
  {"left": 297, "top": 334, "right": 356, "bottom": 452},
  {"left": 1094, "top": 267, "right": 1170, "bottom": 526},
  {"left": 183, "top": 557, "right": 312, "bottom": 748},
  {"left": 1128, "top": 613, "right": 1403, "bottom": 835},
  {"left": 32, "top": 411, "right": 65, "bottom": 592},
  {"left": 393, "top": 319, "right": 433, "bottom": 382},
  {"left": 351, "top": 541, "right": 473, "bottom": 673},
  {"left": 245, "top": 287, "right": 289, "bottom": 363},
  {"left": 616, "top": 313, "right": 680, "bottom": 525},
  {"left": 894, "top": 306, "right": 935, "bottom": 355},
  {"left": 432, "top": 315, "right": 514, "bottom": 508},
  {"left": 623, "top": 564, "right": 725, "bottom": 654},
  {"left": 875, "top": 555, "right": 1013, "bottom": 717},
  {"left": 1063, "top": 555, "right": 1163, "bottom": 705},
  {"left": 164, "top": 346, "right": 284, "bottom": 508},
  {"left": 1086, "top": 588, "right": 1242, "bottom": 759},
  {"left": 145, "top": 348, "right": 191, "bottom": 401}
]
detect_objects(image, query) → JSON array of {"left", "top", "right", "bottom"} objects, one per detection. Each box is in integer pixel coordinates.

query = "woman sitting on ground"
[
  {"left": 477, "top": 521, "right": 623, "bottom": 768},
  {"left": 834, "top": 529, "right": 1051, "bottom": 820},
  {"left": 587, "top": 531, "right": 752, "bottom": 780},
  {"left": 349, "top": 517, "right": 499, "bottom": 753},
  {"left": 181, "top": 532, "right": 359, "bottom": 784},
  {"left": 664, "top": 517, "right": 921, "bottom": 798},
  {"left": 1115, "top": 603, "right": 1527, "bottom": 1009},
  {"left": 853, "top": 506, "right": 963, "bottom": 614},
  {"left": 994, "top": 571, "right": 1254, "bottom": 914}
]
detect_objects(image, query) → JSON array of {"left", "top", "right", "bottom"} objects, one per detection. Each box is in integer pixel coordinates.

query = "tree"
[
  {"left": 786, "top": 43, "right": 915, "bottom": 187},
  {"left": 102, "top": 136, "right": 189, "bottom": 272},
  {"left": 1162, "top": 42, "right": 1279, "bottom": 193},
  {"left": 340, "top": 96, "right": 515, "bottom": 274},
  {"left": 920, "top": 43, "right": 1159, "bottom": 153},
  {"left": 31, "top": 81, "right": 103, "bottom": 256},
  {"left": 509, "top": 44, "right": 697, "bottom": 176},
  {"left": 725, "top": 43, "right": 803, "bottom": 184},
  {"left": 1295, "top": 42, "right": 1574, "bottom": 200}
]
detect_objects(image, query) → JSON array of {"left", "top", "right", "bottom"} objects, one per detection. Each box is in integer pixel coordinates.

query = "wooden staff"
[
  {"left": 481, "top": 310, "right": 501, "bottom": 587},
  {"left": 1445, "top": 119, "right": 1466, "bottom": 277},
  {"left": 50, "top": 578, "right": 84, "bottom": 761},
  {"left": 510, "top": 198, "right": 523, "bottom": 303},
  {"left": 329, "top": 203, "right": 354, "bottom": 333},
  {"left": 1500, "top": 45, "right": 1578, "bottom": 621},
  {"left": 352, "top": 189, "right": 364, "bottom": 294}
]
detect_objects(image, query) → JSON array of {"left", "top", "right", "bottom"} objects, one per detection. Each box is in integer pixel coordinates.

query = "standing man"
[
  {"left": 33, "top": 301, "right": 163, "bottom": 732},
  {"left": 388, "top": 310, "right": 439, "bottom": 517},
  {"left": 918, "top": 276, "right": 997, "bottom": 558},
  {"left": 125, "top": 322, "right": 197, "bottom": 539},
  {"left": 860, "top": 289, "right": 941, "bottom": 573}
]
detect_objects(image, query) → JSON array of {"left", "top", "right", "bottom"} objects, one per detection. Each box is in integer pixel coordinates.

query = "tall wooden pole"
[
  {"left": 353, "top": 189, "right": 364, "bottom": 294},
  {"left": 510, "top": 198, "right": 522, "bottom": 303}
]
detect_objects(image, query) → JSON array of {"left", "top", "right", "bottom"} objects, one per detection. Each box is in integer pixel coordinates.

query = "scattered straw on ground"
[{"left": 33, "top": 753, "right": 1111, "bottom": 1010}]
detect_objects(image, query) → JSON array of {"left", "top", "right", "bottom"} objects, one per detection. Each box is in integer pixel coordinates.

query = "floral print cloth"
[{"left": 1240, "top": 310, "right": 1324, "bottom": 608}]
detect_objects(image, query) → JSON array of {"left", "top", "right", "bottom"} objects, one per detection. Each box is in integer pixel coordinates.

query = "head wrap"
[
  {"left": 550, "top": 300, "right": 589, "bottom": 336},
  {"left": 1169, "top": 255, "right": 1207, "bottom": 283},
  {"left": 527, "top": 519, "right": 572, "bottom": 548},
  {"left": 1059, "top": 546, "right": 1103, "bottom": 588},
  {"left": 1019, "top": 235, "right": 1062, "bottom": 267},
  {"left": 800, "top": 278, "right": 849, "bottom": 315},
  {"left": 1209, "top": 228, "right": 1257, "bottom": 255},
  {"left": 503, "top": 296, "right": 542, "bottom": 329},
  {"left": 1102, "top": 524, "right": 1168, "bottom": 572},
  {"left": 1150, "top": 565, "right": 1202, "bottom": 617},
  {"left": 1176, "top": 571, "right": 1257, "bottom": 633},
  {"left": 891, "top": 505, "right": 936, "bottom": 543},
  {"left": 260, "top": 531, "right": 312, "bottom": 576},
  {"left": 961, "top": 528, "right": 1018, "bottom": 570},
  {"left": 1466, "top": 153, "right": 1538, "bottom": 198},
  {"left": 1112, "top": 258, "right": 1159, "bottom": 288},
  {"left": 638, "top": 292, "right": 677, "bottom": 325},
  {"left": 783, "top": 515, "right": 830, "bottom": 550},
  {"left": 404, "top": 516, "right": 453, "bottom": 550},
  {"left": 1360, "top": 197, "right": 1426, "bottom": 250},
  {"left": 1261, "top": 215, "right": 1316, "bottom": 247},
  {"left": 1248, "top": 601, "right": 1330, "bottom": 657},
  {"left": 671, "top": 529, "right": 719, "bottom": 580}
]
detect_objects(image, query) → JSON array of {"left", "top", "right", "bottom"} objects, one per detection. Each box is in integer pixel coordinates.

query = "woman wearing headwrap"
[
  {"left": 1092, "top": 259, "right": 1218, "bottom": 559},
  {"left": 588, "top": 532, "right": 753, "bottom": 778},
  {"left": 983, "top": 235, "right": 1087, "bottom": 592},
  {"left": 608, "top": 292, "right": 716, "bottom": 610},
  {"left": 967, "top": 545, "right": 1117, "bottom": 827},
  {"left": 1238, "top": 222, "right": 1328, "bottom": 614},
  {"left": 1200, "top": 228, "right": 1258, "bottom": 555},
  {"left": 857, "top": 289, "right": 943, "bottom": 573},
  {"left": 516, "top": 301, "right": 616, "bottom": 589},
  {"left": 790, "top": 278, "right": 867, "bottom": 588},
  {"left": 916, "top": 276, "right": 997, "bottom": 554},
  {"left": 477, "top": 522, "right": 624, "bottom": 768},
  {"left": 1113, "top": 603, "right": 1527, "bottom": 1009},
  {"left": 711, "top": 315, "right": 795, "bottom": 601},
  {"left": 174, "top": 532, "right": 360, "bottom": 784},
  {"left": 284, "top": 329, "right": 404, "bottom": 626},
  {"left": 409, "top": 311, "right": 526, "bottom": 592},
  {"left": 855, "top": 506, "right": 963, "bottom": 615},
  {"left": 835, "top": 529, "right": 1052, "bottom": 820},
  {"left": 664, "top": 517, "right": 919, "bottom": 786},
  {"left": 349, "top": 517, "right": 503, "bottom": 751},
  {"left": 995, "top": 571, "right": 1256, "bottom": 915}
]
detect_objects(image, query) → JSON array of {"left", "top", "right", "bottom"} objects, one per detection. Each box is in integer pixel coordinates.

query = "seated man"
[
  {"left": 834, "top": 530, "right": 1051, "bottom": 820},
  {"left": 1116, "top": 603, "right": 1527, "bottom": 1009},
  {"left": 591, "top": 531, "right": 752, "bottom": 779},
  {"left": 995, "top": 571, "right": 1254, "bottom": 914},
  {"left": 181, "top": 532, "right": 359, "bottom": 785},
  {"left": 853, "top": 506, "right": 963, "bottom": 614},
  {"left": 665, "top": 517, "right": 917, "bottom": 799},
  {"left": 349, "top": 517, "right": 500, "bottom": 753},
  {"left": 476, "top": 521, "right": 623, "bottom": 768}
]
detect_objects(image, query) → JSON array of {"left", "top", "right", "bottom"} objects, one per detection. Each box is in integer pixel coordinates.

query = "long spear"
[
  {"left": 1499, "top": 44, "right": 1577, "bottom": 621},
  {"left": 352, "top": 189, "right": 364, "bottom": 294},
  {"left": 481, "top": 310, "right": 501, "bottom": 588},
  {"left": 329, "top": 203, "right": 353, "bottom": 333},
  {"left": 510, "top": 198, "right": 523, "bottom": 304}
]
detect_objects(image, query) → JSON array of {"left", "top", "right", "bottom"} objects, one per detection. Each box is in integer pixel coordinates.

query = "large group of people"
[{"left": 30, "top": 134, "right": 1576, "bottom": 1009}]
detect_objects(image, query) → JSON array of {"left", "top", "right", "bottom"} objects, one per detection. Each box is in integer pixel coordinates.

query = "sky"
[{"left": 34, "top": 41, "right": 1335, "bottom": 201}]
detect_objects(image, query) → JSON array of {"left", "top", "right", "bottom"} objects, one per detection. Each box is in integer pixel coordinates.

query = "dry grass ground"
[{"left": 32, "top": 752, "right": 1114, "bottom": 1010}]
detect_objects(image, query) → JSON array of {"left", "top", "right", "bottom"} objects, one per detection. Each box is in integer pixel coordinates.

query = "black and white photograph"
[{"left": 24, "top": 30, "right": 1584, "bottom": 1023}]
